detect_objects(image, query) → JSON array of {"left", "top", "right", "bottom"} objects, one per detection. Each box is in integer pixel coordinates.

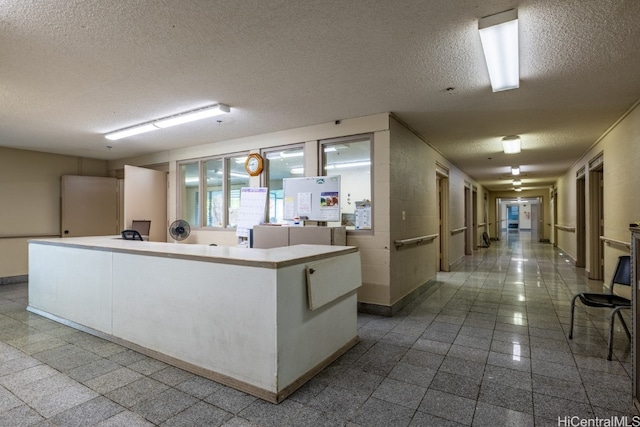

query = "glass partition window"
[
  {"left": 179, "top": 153, "right": 250, "bottom": 229},
  {"left": 264, "top": 146, "right": 304, "bottom": 223},
  {"left": 204, "top": 158, "right": 224, "bottom": 227},
  {"left": 180, "top": 162, "right": 200, "bottom": 226},
  {"left": 321, "top": 135, "right": 372, "bottom": 231},
  {"left": 228, "top": 155, "right": 250, "bottom": 228}
]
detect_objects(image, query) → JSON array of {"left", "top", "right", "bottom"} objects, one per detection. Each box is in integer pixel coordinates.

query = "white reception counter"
[{"left": 28, "top": 236, "right": 361, "bottom": 403}]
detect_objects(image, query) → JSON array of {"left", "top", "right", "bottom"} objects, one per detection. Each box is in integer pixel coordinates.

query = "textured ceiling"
[{"left": 1, "top": 0, "right": 639, "bottom": 191}]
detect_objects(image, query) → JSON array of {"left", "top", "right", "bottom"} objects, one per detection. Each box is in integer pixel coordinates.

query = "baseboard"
[
  {"left": 0, "top": 275, "right": 28, "bottom": 285},
  {"left": 27, "top": 305, "right": 358, "bottom": 404},
  {"left": 358, "top": 277, "right": 438, "bottom": 317}
]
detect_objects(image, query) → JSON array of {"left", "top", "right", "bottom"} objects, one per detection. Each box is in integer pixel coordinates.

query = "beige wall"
[
  {"left": 388, "top": 118, "right": 438, "bottom": 304},
  {"left": 0, "top": 147, "right": 108, "bottom": 278},
  {"left": 554, "top": 102, "right": 640, "bottom": 281}
]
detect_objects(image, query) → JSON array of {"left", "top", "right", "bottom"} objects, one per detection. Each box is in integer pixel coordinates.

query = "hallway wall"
[
  {"left": 0, "top": 147, "right": 108, "bottom": 279},
  {"left": 555, "top": 101, "right": 640, "bottom": 280}
]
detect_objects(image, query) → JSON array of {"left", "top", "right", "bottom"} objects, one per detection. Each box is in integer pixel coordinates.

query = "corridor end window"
[
  {"left": 264, "top": 146, "right": 304, "bottom": 223},
  {"left": 321, "top": 135, "right": 372, "bottom": 231}
]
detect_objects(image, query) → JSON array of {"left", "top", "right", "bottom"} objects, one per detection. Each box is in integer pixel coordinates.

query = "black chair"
[
  {"left": 121, "top": 230, "right": 143, "bottom": 241},
  {"left": 569, "top": 255, "right": 631, "bottom": 360},
  {"left": 131, "top": 220, "right": 151, "bottom": 241}
]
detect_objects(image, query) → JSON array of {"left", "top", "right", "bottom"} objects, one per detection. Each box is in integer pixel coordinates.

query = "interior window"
[
  {"left": 264, "top": 146, "right": 304, "bottom": 223},
  {"left": 180, "top": 162, "right": 200, "bottom": 226},
  {"left": 228, "top": 155, "right": 250, "bottom": 228},
  {"left": 204, "top": 158, "right": 224, "bottom": 227},
  {"left": 321, "top": 135, "right": 372, "bottom": 231}
]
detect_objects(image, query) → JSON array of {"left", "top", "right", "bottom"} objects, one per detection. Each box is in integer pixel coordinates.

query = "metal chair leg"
[
  {"left": 608, "top": 307, "right": 617, "bottom": 360},
  {"left": 608, "top": 306, "right": 631, "bottom": 360},
  {"left": 616, "top": 308, "right": 631, "bottom": 340},
  {"left": 569, "top": 294, "right": 579, "bottom": 339}
]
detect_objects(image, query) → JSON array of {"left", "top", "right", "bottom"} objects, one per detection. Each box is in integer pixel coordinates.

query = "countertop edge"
[{"left": 29, "top": 239, "right": 359, "bottom": 269}]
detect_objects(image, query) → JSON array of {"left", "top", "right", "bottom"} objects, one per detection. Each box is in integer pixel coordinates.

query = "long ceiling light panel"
[
  {"left": 105, "top": 104, "right": 230, "bottom": 141},
  {"left": 479, "top": 9, "right": 519, "bottom": 92}
]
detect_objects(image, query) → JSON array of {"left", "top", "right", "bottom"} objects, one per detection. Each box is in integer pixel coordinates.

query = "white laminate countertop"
[{"left": 29, "top": 236, "right": 358, "bottom": 269}]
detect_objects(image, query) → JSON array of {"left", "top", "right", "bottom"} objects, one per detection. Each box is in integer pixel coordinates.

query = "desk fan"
[{"left": 169, "top": 220, "right": 190, "bottom": 242}]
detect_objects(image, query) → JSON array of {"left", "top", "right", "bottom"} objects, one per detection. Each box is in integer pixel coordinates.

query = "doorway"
[
  {"left": 576, "top": 174, "right": 586, "bottom": 268},
  {"left": 589, "top": 164, "right": 604, "bottom": 280},
  {"left": 464, "top": 186, "right": 472, "bottom": 255},
  {"left": 437, "top": 173, "right": 450, "bottom": 271}
]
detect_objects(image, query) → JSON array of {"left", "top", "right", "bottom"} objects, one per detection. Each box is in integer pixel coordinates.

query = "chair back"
[
  {"left": 612, "top": 255, "right": 631, "bottom": 287},
  {"left": 131, "top": 220, "right": 151, "bottom": 237}
]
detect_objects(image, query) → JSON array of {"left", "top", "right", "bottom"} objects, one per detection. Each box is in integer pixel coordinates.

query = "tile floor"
[{"left": 0, "top": 232, "right": 637, "bottom": 426}]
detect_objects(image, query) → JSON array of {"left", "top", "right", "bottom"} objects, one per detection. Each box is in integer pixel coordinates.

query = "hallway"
[{"left": 0, "top": 233, "right": 636, "bottom": 426}]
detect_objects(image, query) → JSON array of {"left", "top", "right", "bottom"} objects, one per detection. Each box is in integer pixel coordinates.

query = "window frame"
[
  {"left": 319, "top": 133, "right": 374, "bottom": 234},
  {"left": 177, "top": 151, "right": 250, "bottom": 230},
  {"left": 261, "top": 143, "right": 306, "bottom": 224}
]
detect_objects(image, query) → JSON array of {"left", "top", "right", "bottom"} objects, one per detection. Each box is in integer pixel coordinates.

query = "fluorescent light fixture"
[
  {"left": 290, "top": 167, "right": 304, "bottom": 174},
  {"left": 514, "top": 188, "right": 522, "bottom": 192},
  {"left": 105, "top": 123, "right": 159, "bottom": 141},
  {"left": 479, "top": 9, "right": 519, "bottom": 92},
  {"left": 105, "top": 103, "right": 230, "bottom": 140},
  {"left": 154, "top": 104, "right": 230, "bottom": 128},
  {"left": 511, "top": 166, "right": 520, "bottom": 175},
  {"left": 502, "top": 135, "right": 521, "bottom": 154}
]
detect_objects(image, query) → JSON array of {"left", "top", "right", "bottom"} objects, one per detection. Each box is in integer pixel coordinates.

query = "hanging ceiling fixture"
[
  {"left": 502, "top": 135, "right": 521, "bottom": 154},
  {"left": 512, "top": 166, "right": 520, "bottom": 175},
  {"left": 479, "top": 9, "right": 519, "bottom": 92},
  {"left": 105, "top": 104, "right": 231, "bottom": 141}
]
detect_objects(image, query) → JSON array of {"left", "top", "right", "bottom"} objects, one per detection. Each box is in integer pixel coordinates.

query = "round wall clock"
[{"left": 245, "top": 153, "right": 264, "bottom": 176}]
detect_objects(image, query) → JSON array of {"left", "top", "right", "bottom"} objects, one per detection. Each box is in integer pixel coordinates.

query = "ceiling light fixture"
[
  {"left": 105, "top": 103, "right": 230, "bottom": 141},
  {"left": 511, "top": 166, "right": 520, "bottom": 175},
  {"left": 513, "top": 179, "right": 522, "bottom": 186},
  {"left": 502, "top": 135, "right": 521, "bottom": 154},
  {"left": 514, "top": 188, "right": 522, "bottom": 192},
  {"left": 479, "top": 9, "right": 519, "bottom": 92}
]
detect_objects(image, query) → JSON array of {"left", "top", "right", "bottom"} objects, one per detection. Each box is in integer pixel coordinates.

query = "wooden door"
[{"left": 61, "top": 176, "right": 118, "bottom": 237}]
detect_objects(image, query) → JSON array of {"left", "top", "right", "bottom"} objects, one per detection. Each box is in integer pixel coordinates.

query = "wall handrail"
[
  {"left": 394, "top": 234, "right": 438, "bottom": 249},
  {"left": 555, "top": 225, "right": 576, "bottom": 232},
  {"left": 0, "top": 234, "right": 61, "bottom": 240},
  {"left": 477, "top": 223, "right": 486, "bottom": 228},
  {"left": 450, "top": 227, "right": 467, "bottom": 235},
  {"left": 599, "top": 236, "right": 631, "bottom": 251}
]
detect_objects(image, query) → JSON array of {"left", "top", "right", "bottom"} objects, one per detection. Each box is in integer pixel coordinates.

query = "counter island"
[{"left": 28, "top": 236, "right": 361, "bottom": 403}]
